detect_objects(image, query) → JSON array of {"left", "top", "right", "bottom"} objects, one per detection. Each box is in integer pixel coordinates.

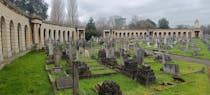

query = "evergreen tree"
[
  {"left": 85, "top": 17, "right": 99, "bottom": 41},
  {"left": 158, "top": 18, "right": 170, "bottom": 29},
  {"left": 7, "top": 0, "right": 48, "bottom": 19}
]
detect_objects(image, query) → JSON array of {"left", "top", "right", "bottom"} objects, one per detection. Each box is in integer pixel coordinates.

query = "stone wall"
[
  {"left": 0, "top": 0, "right": 85, "bottom": 69},
  {"left": 103, "top": 26, "right": 203, "bottom": 39}
]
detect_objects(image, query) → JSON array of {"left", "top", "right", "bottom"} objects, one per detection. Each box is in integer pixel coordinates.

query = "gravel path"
[{"left": 168, "top": 54, "right": 210, "bottom": 66}]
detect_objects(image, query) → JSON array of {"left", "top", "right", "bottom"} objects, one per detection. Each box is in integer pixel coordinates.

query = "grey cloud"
[{"left": 45, "top": 0, "right": 210, "bottom": 26}]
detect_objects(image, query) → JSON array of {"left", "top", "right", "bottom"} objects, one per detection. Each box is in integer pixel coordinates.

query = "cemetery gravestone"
[
  {"left": 136, "top": 48, "right": 145, "bottom": 64},
  {"left": 124, "top": 58, "right": 138, "bottom": 79},
  {"left": 136, "top": 65, "right": 156, "bottom": 86},
  {"left": 55, "top": 77, "right": 73, "bottom": 90},
  {"left": 99, "top": 81, "right": 122, "bottom": 95},
  {"left": 162, "top": 64, "right": 179, "bottom": 75}
]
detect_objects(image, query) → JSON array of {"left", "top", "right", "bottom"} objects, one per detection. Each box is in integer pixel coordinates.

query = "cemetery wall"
[
  {"left": 104, "top": 27, "right": 203, "bottom": 39},
  {"left": 0, "top": 0, "right": 85, "bottom": 69}
]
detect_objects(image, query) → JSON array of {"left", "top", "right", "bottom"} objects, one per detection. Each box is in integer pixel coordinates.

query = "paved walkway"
[{"left": 168, "top": 54, "right": 210, "bottom": 66}]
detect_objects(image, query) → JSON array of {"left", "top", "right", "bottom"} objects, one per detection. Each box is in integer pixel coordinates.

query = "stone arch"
[
  {"left": 168, "top": 32, "right": 171, "bottom": 36},
  {"left": 188, "top": 32, "right": 192, "bottom": 38},
  {"left": 119, "top": 33, "right": 121, "bottom": 38},
  {"left": 123, "top": 32, "right": 125, "bottom": 37},
  {"left": 24, "top": 25, "right": 28, "bottom": 50},
  {"left": 140, "top": 32, "right": 142, "bottom": 36},
  {"left": 43, "top": 29, "right": 46, "bottom": 41},
  {"left": 127, "top": 33, "right": 130, "bottom": 37},
  {"left": 38, "top": 27, "right": 41, "bottom": 44},
  {"left": 0, "top": 17, "right": 2, "bottom": 62},
  {"left": 154, "top": 32, "right": 157, "bottom": 36},
  {"left": 17, "top": 23, "right": 22, "bottom": 52},
  {"left": 49, "top": 29, "right": 52, "bottom": 39},
  {"left": 72, "top": 31, "right": 74, "bottom": 40},
  {"left": 164, "top": 32, "right": 166, "bottom": 36},
  {"left": 54, "top": 30, "right": 56, "bottom": 40},
  {"left": 131, "top": 32, "right": 134, "bottom": 38},
  {"left": 10, "top": 20, "right": 15, "bottom": 54},
  {"left": 63, "top": 31, "right": 65, "bottom": 42},
  {"left": 178, "top": 32, "right": 181, "bottom": 37},
  {"left": 1, "top": 16, "right": 9, "bottom": 58},
  {"left": 159, "top": 32, "right": 162, "bottom": 37},
  {"left": 67, "top": 31, "right": 70, "bottom": 41},
  {"left": 58, "top": 30, "right": 61, "bottom": 42},
  {"left": 183, "top": 32, "right": 186, "bottom": 37}
]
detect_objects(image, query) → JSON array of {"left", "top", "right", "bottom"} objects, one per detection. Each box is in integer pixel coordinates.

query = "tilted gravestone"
[
  {"left": 136, "top": 65, "right": 156, "bottom": 86},
  {"left": 98, "top": 49, "right": 117, "bottom": 67},
  {"left": 162, "top": 64, "right": 179, "bottom": 75},
  {"left": 136, "top": 48, "right": 145, "bottom": 64},
  {"left": 51, "top": 46, "right": 63, "bottom": 73},
  {"left": 55, "top": 77, "right": 73, "bottom": 90},
  {"left": 98, "top": 81, "right": 122, "bottom": 95},
  {"left": 155, "top": 53, "right": 172, "bottom": 63},
  {"left": 54, "top": 46, "right": 62, "bottom": 67}
]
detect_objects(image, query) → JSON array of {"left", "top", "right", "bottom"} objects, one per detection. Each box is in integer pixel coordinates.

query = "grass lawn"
[
  {"left": 78, "top": 57, "right": 210, "bottom": 95},
  {"left": 0, "top": 50, "right": 209, "bottom": 95},
  {"left": 0, "top": 51, "right": 52, "bottom": 95},
  {"left": 168, "top": 39, "right": 210, "bottom": 60},
  {"left": 128, "top": 38, "right": 210, "bottom": 60}
]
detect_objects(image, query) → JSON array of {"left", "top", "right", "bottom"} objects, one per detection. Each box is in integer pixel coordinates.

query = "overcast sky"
[{"left": 45, "top": 0, "right": 210, "bottom": 27}]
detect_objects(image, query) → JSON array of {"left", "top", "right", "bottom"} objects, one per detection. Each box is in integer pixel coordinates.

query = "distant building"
[{"left": 103, "top": 20, "right": 203, "bottom": 39}]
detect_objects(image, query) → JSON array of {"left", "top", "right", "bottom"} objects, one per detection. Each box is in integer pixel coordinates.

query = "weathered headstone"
[
  {"left": 78, "top": 62, "right": 91, "bottom": 77},
  {"left": 55, "top": 77, "right": 73, "bottom": 90},
  {"left": 124, "top": 58, "right": 138, "bottom": 79},
  {"left": 162, "top": 64, "right": 179, "bottom": 75},
  {"left": 136, "top": 65, "right": 156, "bottom": 86},
  {"left": 54, "top": 46, "right": 62, "bottom": 67},
  {"left": 98, "top": 81, "right": 122, "bottom": 95},
  {"left": 155, "top": 53, "right": 172, "bottom": 63},
  {"left": 136, "top": 48, "right": 145, "bottom": 65}
]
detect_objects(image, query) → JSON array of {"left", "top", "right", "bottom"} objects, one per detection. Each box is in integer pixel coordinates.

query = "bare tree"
[
  {"left": 95, "top": 17, "right": 110, "bottom": 34},
  {"left": 50, "top": 0, "right": 65, "bottom": 25},
  {"left": 66, "top": 0, "right": 79, "bottom": 27}
]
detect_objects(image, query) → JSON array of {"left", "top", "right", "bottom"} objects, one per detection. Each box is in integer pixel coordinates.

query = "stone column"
[
  {"left": 14, "top": 24, "right": 19, "bottom": 54},
  {"left": 40, "top": 27, "right": 45, "bottom": 48},
  {"left": 20, "top": 24, "right": 26, "bottom": 51},
  {"left": 60, "top": 31, "right": 64, "bottom": 42},
  {"left": 65, "top": 31, "right": 68, "bottom": 42},
  {"left": 33, "top": 24, "right": 39, "bottom": 44},
  {"left": 46, "top": 30, "right": 49, "bottom": 40},
  {"left": 55, "top": 31, "right": 58, "bottom": 41}
]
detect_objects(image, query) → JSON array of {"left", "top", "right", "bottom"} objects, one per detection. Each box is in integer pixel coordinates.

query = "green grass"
[
  {"left": 0, "top": 46, "right": 209, "bottom": 95},
  {"left": 78, "top": 56, "right": 210, "bottom": 95},
  {"left": 129, "top": 38, "right": 210, "bottom": 60},
  {"left": 0, "top": 51, "right": 52, "bottom": 95},
  {"left": 168, "top": 39, "right": 210, "bottom": 60},
  {"left": 82, "top": 57, "right": 116, "bottom": 75}
]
